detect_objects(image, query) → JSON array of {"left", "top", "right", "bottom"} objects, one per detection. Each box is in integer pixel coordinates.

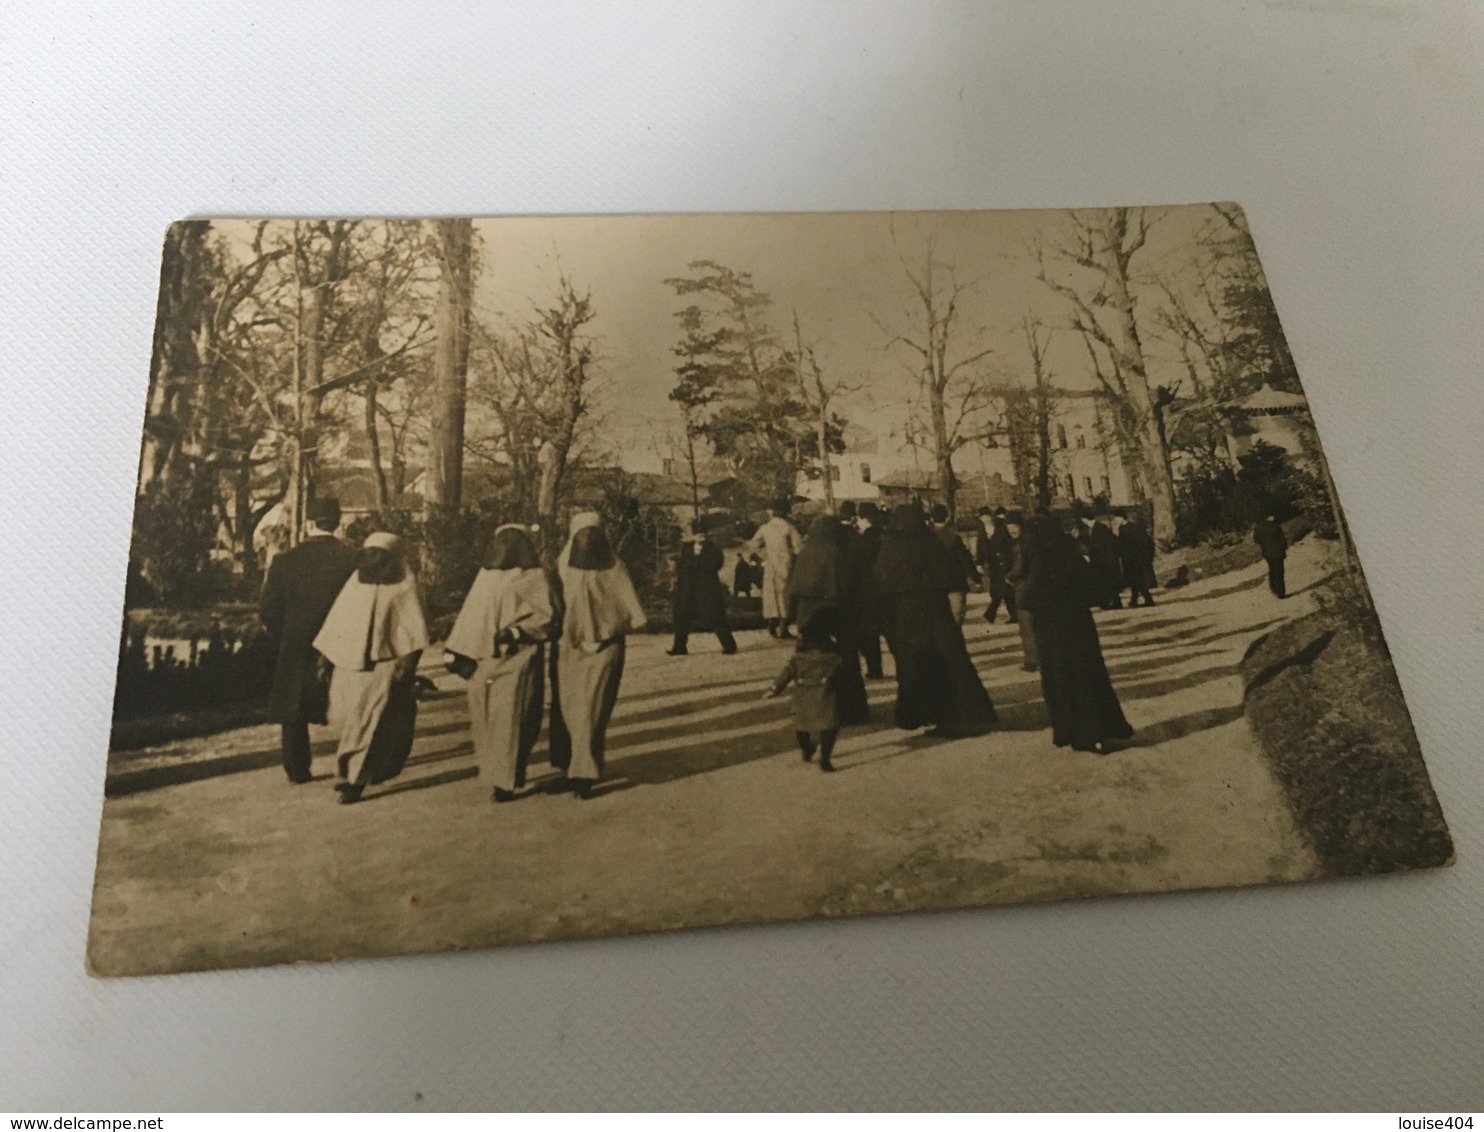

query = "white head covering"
[
  {"left": 312, "top": 541, "right": 429, "bottom": 670},
  {"left": 443, "top": 525, "right": 554, "bottom": 659},
  {"left": 557, "top": 512, "right": 647, "bottom": 648}
]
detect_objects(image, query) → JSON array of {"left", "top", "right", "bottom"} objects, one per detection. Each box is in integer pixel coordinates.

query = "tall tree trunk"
[
  {"left": 1106, "top": 278, "right": 1176, "bottom": 540},
  {"left": 536, "top": 441, "right": 563, "bottom": 540},
  {"left": 426, "top": 218, "right": 473, "bottom": 511},
  {"left": 235, "top": 451, "right": 255, "bottom": 582},
  {"left": 1096, "top": 213, "right": 1177, "bottom": 543},
  {"left": 1034, "top": 388, "right": 1053, "bottom": 508},
  {"left": 366, "top": 377, "right": 390, "bottom": 510},
  {"left": 818, "top": 409, "right": 834, "bottom": 510},
  {"left": 682, "top": 413, "right": 702, "bottom": 516},
  {"left": 1024, "top": 317, "right": 1056, "bottom": 509},
  {"left": 928, "top": 376, "right": 955, "bottom": 519},
  {"left": 285, "top": 282, "right": 325, "bottom": 545}
]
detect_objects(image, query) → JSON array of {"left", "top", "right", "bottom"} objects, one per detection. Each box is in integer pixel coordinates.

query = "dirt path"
[{"left": 89, "top": 541, "right": 1333, "bottom": 975}]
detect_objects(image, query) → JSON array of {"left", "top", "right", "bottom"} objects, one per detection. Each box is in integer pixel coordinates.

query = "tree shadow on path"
[
  {"left": 105, "top": 601, "right": 1277, "bottom": 799},
  {"left": 1242, "top": 630, "right": 1336, "bottom": 699},
  {"left": 1121, "top": 703, "right": 1247, "bottom": 747},
  {"left": 360, "top": 764, "right": 479, "bottom": 801},
  {"left": 1154, "top": 573, "right": 1267, "bottom": 606}
]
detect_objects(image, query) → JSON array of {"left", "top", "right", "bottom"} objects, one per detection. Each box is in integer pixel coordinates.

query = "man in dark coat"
[
  {"left": 1003, "top": 512, "right": 1039, "bottom": 672},
  {"left": 1116, "top": 514, "right": 1157, "bottom": 607},
  {"left": 668, "top": 520, "right": 738, "bottom": 655},
  {"left": 1253, "top": 513, "right": 1289, "bottom": 598},
  {"left": 848, "top": 502, "right": 887, "bottom": 679},
  {"left": 977, "top": 506, "right": 1017, "bottom": 624},
  {"left": 259, "top": 496, "right": 359, "bottom": 783},
  {"left": 929, "top": 502, "right": 979, "bottom": 624},
  {"left": 1084, "top": 509, "right": 1125, "bottom": 610}
]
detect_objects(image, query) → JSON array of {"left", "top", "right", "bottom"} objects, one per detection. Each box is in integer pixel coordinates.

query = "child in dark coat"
[{"left": 764, "top": 608, "right": 845, "bottom": 772}]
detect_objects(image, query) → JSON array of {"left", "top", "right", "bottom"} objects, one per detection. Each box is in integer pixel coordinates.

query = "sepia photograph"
[{"left": 87, "top": 204, "right": 1454, "bottom": 977}]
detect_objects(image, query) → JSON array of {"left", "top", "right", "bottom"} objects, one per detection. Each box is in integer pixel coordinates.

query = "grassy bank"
[
  {"left": 110, "top": 703, "right": 269, "bottom": 753},
  {"left": 1240, "top": 578, "right": 1453, "bottom": 876}
]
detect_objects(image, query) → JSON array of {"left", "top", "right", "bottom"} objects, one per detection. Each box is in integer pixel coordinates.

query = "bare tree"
[
  {"left": 1037, "top": 208, "right": 1178, "bottom": 542},
  {"left": 877, "top": 232, "right": 997, "bottom": 519},
  {"left": 532, "top": 278, "right": 596, "bottom": 536},
  {"left": 790, "top": 311, "right": 857, "bottom": 510},
  {"left": 425, "top": 218, "right": 474, "bottom": 511},
  {"left": 349, "top": 221, "right": 438, "bottom": 509},
  {"left": 467, "top": 275, "right": 599, "bottom": 543},
  {"left": 1017, "top": 315, "right": 1058, "bottom": 508}
]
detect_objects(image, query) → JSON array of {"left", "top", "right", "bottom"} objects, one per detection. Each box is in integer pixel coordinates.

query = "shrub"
[
  {"left": 130, "top": 472, "right": 235, "bottom": 608},
  {"left": 1174, "top": 441, "right": 1338, "bottom": 546},
  {"left": 112, "top": 617, "right": 274, "bottom": 724}
]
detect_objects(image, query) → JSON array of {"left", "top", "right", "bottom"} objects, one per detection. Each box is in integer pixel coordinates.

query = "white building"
[
  {"left": 795, "top": 423, "right": 882, "bottom": 503},
  {"left": 975, "top": 388, "right": 1139, "bottom": 508}
]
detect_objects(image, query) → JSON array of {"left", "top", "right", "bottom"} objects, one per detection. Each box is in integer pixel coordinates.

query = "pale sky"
[
  {"left": 470, "top": 205, "right": 1222, "bottom": 473},
  {"left": 211, "top": 206, "right": 1235, "bottom": 476}
]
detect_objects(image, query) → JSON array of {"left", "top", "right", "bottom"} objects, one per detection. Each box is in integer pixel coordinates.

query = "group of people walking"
[
  {"left": 757, "top": 496, "right": 1144, "bottom": 763},
  {"left": 259, "top": 491, "right": 1162, "bottom": 806},
  {"left": 261, "top": 499, "right": 647, "bottom": 805}
]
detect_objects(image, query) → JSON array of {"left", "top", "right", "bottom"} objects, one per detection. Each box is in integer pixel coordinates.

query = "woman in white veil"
[
  {"left": 444, "top": 524, "right": 556, "bottom": 803},
  {"left": 312, "top": 532, "right": 429, "bottom": 804},
  {"left": 550, "top": 511, "right": 647, "bottom": 798}
]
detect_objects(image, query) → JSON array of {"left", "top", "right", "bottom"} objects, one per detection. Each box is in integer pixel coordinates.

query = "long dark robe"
[
  {"left": 790, "top": 517, "right": 868, "bottom": 724},
  {"left": 1254, "top": 518, "right": 1288, "bottom": 561},
  {"left": 979, "top": 520, "right": 1014, "bottom": 602},
  {"left": 874, "top": 507, "right": 996, "bottom": 735},
  {"left": 847, "top": 523, "right": 886, "bottom": 677},
  {"left": 932, "top": 525, "right": 978, "bottom": 592},
  {"left": 1020, "top": 518, "right": 1132, "bottom": 750},
  {"left": 1086, "top": 520, "right": 1125, "bottom": 609},
  {"left": 673, "top": 538, "right": 730, "bottom": 630},
  {"left": 1117, "top": 521, "right": 1157, "bottom": 592},
  {"left": 1005, "top": 538, "right": 1039, "bottom": 671}
]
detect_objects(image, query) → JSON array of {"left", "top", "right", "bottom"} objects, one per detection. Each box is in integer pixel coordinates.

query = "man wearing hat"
[
  {"left": 848, "top": 501, "right": 887, "bottom": 678},
  {"left": 929, "top": 502, "right": 979, "bottom": 625},
  {"left": 258, "top": 496, "right": 359, "bottom": 783},
  {"left": 1253, "top": 512, "right": 1289, "bottom": 598},
  {"left": 977, "top": 505, "right": 1018, "bottom": 624},
  {"left": 1085, "top": 505, "right": 1125, "bottom": 611}
]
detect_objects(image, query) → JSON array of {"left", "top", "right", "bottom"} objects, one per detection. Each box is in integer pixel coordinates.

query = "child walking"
[{"left": 764, "top": 608, "right": 845, "bottom": 772}]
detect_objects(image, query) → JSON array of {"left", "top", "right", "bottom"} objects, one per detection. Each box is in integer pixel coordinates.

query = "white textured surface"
[{"left": 0, "top": 0, "right": 1479, "bottom": 1111}]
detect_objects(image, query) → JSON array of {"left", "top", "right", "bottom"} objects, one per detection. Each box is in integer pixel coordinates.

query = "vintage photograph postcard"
[{"left": 89, "top": 205, "right": 1453, "bottom": 976}]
